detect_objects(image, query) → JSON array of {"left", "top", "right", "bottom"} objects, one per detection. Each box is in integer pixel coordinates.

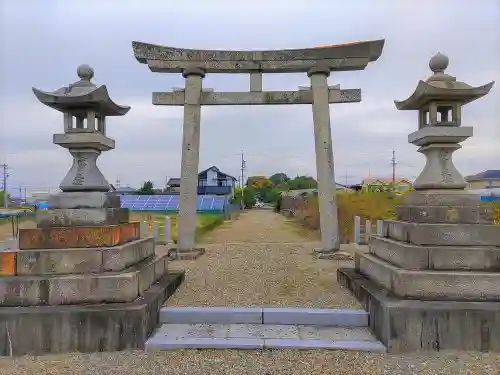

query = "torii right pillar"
[
  {"left": 308, "top": 66, "right": 340, "bottom": 253},
  {"left": 337, "top": 53, "right": 499, "bottom": 353}
]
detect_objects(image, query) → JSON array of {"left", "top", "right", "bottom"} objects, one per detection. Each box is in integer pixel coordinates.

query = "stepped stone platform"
[
  {"left": 338, "top": 191, "right": 500, "bottom": 352},
  {"left": 0, "top": 194, "right": 185, "bottom": 356}
]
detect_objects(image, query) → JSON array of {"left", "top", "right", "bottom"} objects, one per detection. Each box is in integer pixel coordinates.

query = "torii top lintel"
[{"left": 132, "top": 39, "right": 385, "bottom": 74}]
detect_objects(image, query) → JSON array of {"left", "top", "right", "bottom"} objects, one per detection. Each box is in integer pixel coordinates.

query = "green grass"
[{"left": 130, "top": 212, "right": 224, "bottom": 243}]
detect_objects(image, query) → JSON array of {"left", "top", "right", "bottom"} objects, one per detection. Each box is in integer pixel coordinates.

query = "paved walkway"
[{"left": 166, "top": 210, "right": 362, "bottom": 308}]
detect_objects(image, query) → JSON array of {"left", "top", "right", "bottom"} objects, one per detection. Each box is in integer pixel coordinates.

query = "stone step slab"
[
  {"left": 395, "top": 204, "right": 495, "bottom": 224},
  {"left": 357, "top": 252, "right": 500, "bottom": 301},
  {"left": 48, "top": 191, "right": 121, "bottom": 209},
  {"left": 383, "top": 220, "right": 500, "bottom": 247},
  {"left": 18, "top": 222, "right": 140, "bottom": 250},
  {"left": 145, "top": 324, "right": 386, "bottom": 352},
  {"left": 15, "top": 237, "right": 155, "bottom": 276},
  {"left": 369, "top": 235, "right": 500, "bottom": 271},
  {"left": 0, "top": 253, "right": 168, "bottom": 306},
  {"left": 36, "top": 208, "right": 130, "bottom": 228},
  {"left": 160, "top": 307, "right": 368, "bottom": 327}
]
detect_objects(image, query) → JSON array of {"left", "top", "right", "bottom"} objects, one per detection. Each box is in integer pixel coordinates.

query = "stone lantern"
[
  {"left": 394, "top": 53, "right": 494, "bottom": 190},
  {"left": 0, "top": 65, "right": 184, "bottom": 356},
  {"left": 32, "top": 64, "right": 130, "bottom": 192},
  {"left": 337, "top": 54, "right": 499, "bottom": 353}
]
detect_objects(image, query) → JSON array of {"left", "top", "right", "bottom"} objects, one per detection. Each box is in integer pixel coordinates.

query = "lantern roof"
[
  {"left": 394, "top": 53, "right": 494, "bottom": 110},
  {"left": 32, "top": 64, "right": 130, "bottom": 116}
]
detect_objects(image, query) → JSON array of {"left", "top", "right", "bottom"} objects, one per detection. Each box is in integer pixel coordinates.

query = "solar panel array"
[{"left": 120, "top": 195, "right": 226, "bottom": 212}]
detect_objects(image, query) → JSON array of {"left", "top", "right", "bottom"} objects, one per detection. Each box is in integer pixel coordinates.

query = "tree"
[
  {"left": 269, "top": 173, "right": 289, "bottom": 187},
  {"left": 137, "top": 181, "right": 155, "bottom": 195},
  {"left": 230, "top": 186, "right": 256, "bottom": 208},
  {"left": 0, "top": 191, "right": 10, "bottom": 208},
  {"left": 263, "top": 188, "right": 281, "bottom": 203},
  {"left": 242, "top": 187, "right": 257, "bottom": 208},
  {"left": 285, "top": 175, "right": 317, "bottom": 190}
]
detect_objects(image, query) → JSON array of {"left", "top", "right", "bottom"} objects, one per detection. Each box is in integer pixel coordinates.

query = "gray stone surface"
[
  {"left": 146, "top": 323, "right": 385, "bottom": 352},
  {"left": 0, "top": 253, "right": 167, "bottom": 306},
  {"left": 36, "top": 207, "right": 129, "bottom": 228},
  {"left": 370, "top": 235, "right": 500, "bottom": 271},
  {"left": 33, "top": 65, "right": 130, "bottom": 193},
  {"left": 177, "top": 68, "right": 204, "bottom": 251},
  {"left": 16, "top": 237, "right": 155, "bottom": 276},
  {"left": 168, "top": 249, "right": 205, "bottom": 260},
  {"left": 338, "top": 267, "right": 500, "bottom": 353},
  {"left": 160, "top": 307, "right": 263, "bottom": 324},
  {"left": 53, "top": 132, "right": 115, "bottom": 151},
  {"left": 383, "top": 220, "right": 500, "bottom": 246},
  {"left": 262, "top": 307, "right": 368, "bottom": 326},
  {"left": 0, "top": 271, "right": 184, "bottom": 356},
  {"left": 357, "top": 253, "right": 500, "bottom": 301},
  {"left": 133, "top": 39, "right": 385, "bottom": 73},
  {"left": 153, "top": 88, "right": 361, "bottom": 105},
  {"left": 48, "top": 191, "right": 121, "bottom": 209},
  {"left": 395, "top": 203, "right": 495, "bottom": 224},
  {"left": 309, "top": 67, "right": 340, "bottom": 251},
  {"left": 403, "top": 190, "right": 488, "bottom": 206}
]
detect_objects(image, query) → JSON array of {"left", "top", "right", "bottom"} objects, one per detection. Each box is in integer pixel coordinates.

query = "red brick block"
[{"left": 18, "top": 222, "right": 140, "bottom": 250}]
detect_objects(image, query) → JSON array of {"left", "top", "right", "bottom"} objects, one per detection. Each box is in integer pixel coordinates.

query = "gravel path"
[
  {"left": 2, "top": 210, "right": 497, "bottom": 373},
  {"left": 1, "top": 350, "right": 498, "bottom": 374},
  {"left": 166, "top": 210, "right": 362, "bottom": 308}
]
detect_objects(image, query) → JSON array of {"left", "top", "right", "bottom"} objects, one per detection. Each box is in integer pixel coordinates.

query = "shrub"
[{"left": 293, "top": 191, "right": 406, "bottom": 243}]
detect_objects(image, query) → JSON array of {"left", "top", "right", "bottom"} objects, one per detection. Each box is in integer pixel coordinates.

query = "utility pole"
[
  {"left": 1, "top": 163, "right": 8, "bottom": 208},
  {"left": 116, "top": 176, "right": 121, "bottom": 189},
  {"left": 240, "top": 151, "right": 246, "bottom": 188},
  {"left": 391, "top": 148, "right": 397, "bottom": 197},
  {"left": 240, "top": 151, "right": 246, "bottom": 207}
]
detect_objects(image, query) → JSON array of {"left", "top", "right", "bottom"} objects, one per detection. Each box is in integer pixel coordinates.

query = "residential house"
[
  {"left": 109, "top": 185, "right": 137, "bottom": 195},
  {"left": 166, "top": 166, "right": 237, "bottom": 196},
  {"left": 361, "top": 177, "right": 413, "bottom": 193},
  {"left": 465, "top": 170, "right": 500, "bottom": 189}
]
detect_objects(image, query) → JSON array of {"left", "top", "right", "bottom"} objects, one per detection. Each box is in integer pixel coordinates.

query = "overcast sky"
[{"left": 0, "top": 0, "right": 498, "bottom": 195}]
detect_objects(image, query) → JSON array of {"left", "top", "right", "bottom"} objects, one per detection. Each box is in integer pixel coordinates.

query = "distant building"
[
  {"left": 109, "top": 185, "right": 137, "bottom": 195},
  {"left": 280, "top": 183, "right": 353, "bottom": 198},
  {"left": 166, "top": 166, "right": 237, "bottom": 196},
  {"left": 361, "top": 177, "right": 412, "bottom": 193},
  {"left": 465, "top": 170, "right": 500, "bottom": 189}
]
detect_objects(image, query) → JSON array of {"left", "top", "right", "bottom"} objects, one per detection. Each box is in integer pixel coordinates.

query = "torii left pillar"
[{"left": 177, "top": 67, "right": 205, "bottom": 255}]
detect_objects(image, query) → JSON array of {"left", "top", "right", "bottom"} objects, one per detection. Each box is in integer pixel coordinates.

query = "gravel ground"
[
  {"left": 165, "top": 210, "right": 362, "bottom": 308},
  {"left": 1, "top": 210, "right": 497, "bottom": 374},
  {"left": 1, "top": 350, "right": 498, "bottom": 374}
]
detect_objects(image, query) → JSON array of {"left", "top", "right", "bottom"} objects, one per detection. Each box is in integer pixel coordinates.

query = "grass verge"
[{"left": 130, "top": 212, "right": 224, "bottom": 243}]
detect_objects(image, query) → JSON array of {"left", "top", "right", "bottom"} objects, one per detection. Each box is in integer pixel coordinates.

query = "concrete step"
[
  {"left": 159, "top": 307, "right": 369, "bottom": 326},
  {"left": 146, "top": 323, "right": 386, "bottom": 352}
]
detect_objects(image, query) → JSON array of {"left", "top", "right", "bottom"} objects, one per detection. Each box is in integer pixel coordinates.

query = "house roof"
[
  {"left": 466, "top": 170, "right": 500, "bottom": 181},
  {"left": 198, "top": 166, "right": 237, "bottom": 181},
  {"left": 167, "top": 178, "right": 181, "bottom": 186},
  {"left": 167, "top": 166, "right": 237, "bottom": 186}
]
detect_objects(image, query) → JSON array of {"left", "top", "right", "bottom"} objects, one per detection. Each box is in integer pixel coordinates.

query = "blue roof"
[{"left": 467, "top": 170, "right": 500, "bottom": 181}]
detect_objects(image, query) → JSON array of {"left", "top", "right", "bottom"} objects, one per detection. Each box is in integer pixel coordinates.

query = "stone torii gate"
[{"left": 132, "top": 39, "right": 385, "bottom": 255}]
